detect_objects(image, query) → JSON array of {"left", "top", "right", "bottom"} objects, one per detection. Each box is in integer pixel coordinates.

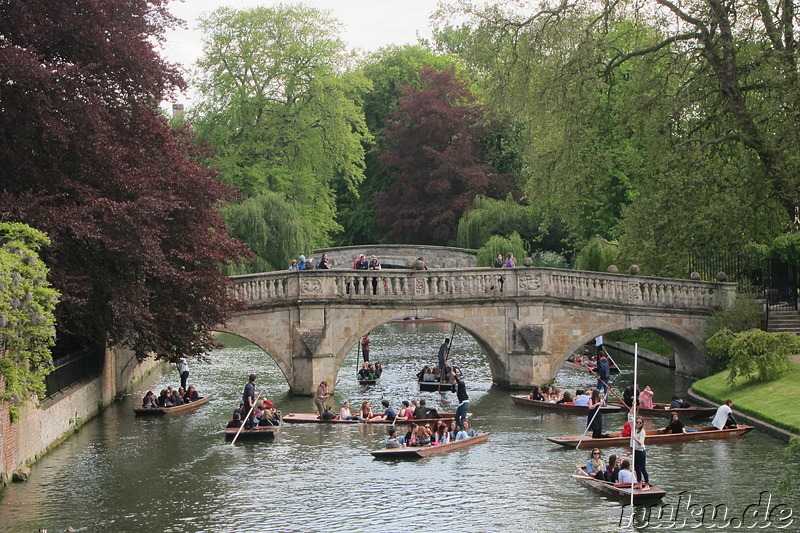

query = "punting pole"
[
  {"left": 231, "top": 392, "right": 261, "bottom": 445},
  {"left": 587, "top": 366, "right": 629, "bottom": 410},
  {"left": 437, "top": 322, "right": 458, "bottom": 392},
  {"left": 630, "top": 343, "right": 639, "bottom": 508}
]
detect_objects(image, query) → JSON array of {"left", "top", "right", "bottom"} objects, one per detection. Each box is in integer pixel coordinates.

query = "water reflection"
[{"left": 0, "top": 323, "right": 796, "bottom": 533}]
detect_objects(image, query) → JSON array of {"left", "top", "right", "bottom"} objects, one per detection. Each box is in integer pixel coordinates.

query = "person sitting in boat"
[
  {"left": 556, "top": 391, "right": 573, "bottom": 405},
  {"left": 357, "top": 362, "right": 371, "bottom": 380},
  {"left": 549, "top": 387, "right": 563, "bottom": 403},
  {"left": 430, "top": 364, "right": 441, "bottom": 381},
  {"left": 660, "top": 411, "right": 686, "bottom": 434},
  {"left": 639, "top": 385, "right": 655, "bottom": 409},
  {"left": 359, "top": 400, "right": 375, "bottom": 420},
  {"left": 226, "top": 411, "right": 243, "bottom": 429},
  {"left": 621, "top": 420, "right": 632, "bottom": 437},
  {"left": 374, "top": 362, "right": 383, "bottom": 378},
  {"left": 448, "top": 420, "right": 459, "bottom": 441},
  {"left": 378, "top": 399, "right": 398, "bottom": 421},
  {"left": 184, "top": 385, "right": 199, "bottom": 403},
  {"left": 339, "top": 401, "right": 360, "bottom": 421},
  {"left": 669, "top": 395, "right": 691, "bottom": 409},
  {"left": 580, "top": 355, "right": 597, "bottom": 367},
  {"left": 258, "top": 400, "right": 281, "bottom": 426},
  {"left": 617, "top": 459, "right": 637, "bottom": 486},
  {"left": 456, "top": 420, "right": 476, "bottom": 440},
  {"left": 529, "top": 386, "right": 544, "bottom": 401},
  {"left": 142, "top": 391, "right": 158, "bottom": 409},
  {"left": 410, "top": 425, "right": 431, "bottom": 447},
  {"left": 321, "top": 404, "right": 337, "bottom": 421},
  {"left": 433, "top": 421, "right": 450, "bottom": 445},
  {"left": 385, "top": 427, "right": 405, "bottom": 448},
  {"left": 623, "top": 385, "right": 639, "bottom": 408},
  {"left": 712, "top": 399, "right": 738, "bottom": 430},
  {"left": 417, "top": 365, "right": 430, "bottom": 382},
  {"left": 397, "top": 400, "right": 413, "bottom": 420},
  {"left": 606, "top": 454, "right": 620, "bottom": 483},
  {"left": 404, "top": 423, "right": 418, "bottom": 444},
  {"left": 573, "top": 389, "right": 590, "bottom": 407},
  {"left": 540, "top": 385, "right": 552, "bottom": 401},
  {"left": 585, "top": 448, "right": 610, "bottom": 481},
  {"left": 157, "top": 389, "right": 170, "bottom": 407},
  {"left": 171, "top": 389, "right": 185, "bottom": 407},
  {"left": 414, "top": 399, "right": 440, "bottom": 419}
]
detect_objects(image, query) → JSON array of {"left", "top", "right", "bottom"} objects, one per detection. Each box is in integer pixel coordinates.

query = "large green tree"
[
  {"left": 435, "top": 0, "right": 794, "bottom": 275},
  {"left": 0, "top": 0, "right": 249, "bottom": 360},
  {"left": 192, "top": 4, "right": 372, "bottom": 254}
]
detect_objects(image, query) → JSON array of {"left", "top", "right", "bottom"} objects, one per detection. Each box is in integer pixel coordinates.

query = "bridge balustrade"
[{"left": 231, "top": 268, "right": 732, "bottom": 311}]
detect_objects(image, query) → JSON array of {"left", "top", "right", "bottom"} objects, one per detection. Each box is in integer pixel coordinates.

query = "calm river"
[{"left": 1, "top": 322, "right": 796, "bottom": 532}]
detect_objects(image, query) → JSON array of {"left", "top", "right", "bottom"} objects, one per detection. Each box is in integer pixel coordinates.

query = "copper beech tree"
[
  {"left": 374, "top": 67, "right": 516, "bottom": 245},
  {"left": 0, "top": 0, "right": 251, "bottom": 360}
]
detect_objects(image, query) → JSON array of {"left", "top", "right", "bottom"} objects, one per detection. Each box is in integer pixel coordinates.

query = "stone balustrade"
[{"left": 231, "top": 267, "right": 734, "bottom": 311}]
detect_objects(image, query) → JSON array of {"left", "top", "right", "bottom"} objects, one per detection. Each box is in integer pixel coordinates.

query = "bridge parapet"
[{"left": 231, "top": 268, "right": 735, "bottom": 312}]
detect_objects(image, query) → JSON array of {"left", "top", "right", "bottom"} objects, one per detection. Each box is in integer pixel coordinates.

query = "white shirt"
[
  {"left": 712, "top": 404, "right": 732, "bottom": 430},
  {"left": 618, "top": 469, "right": 636, "bottom": 484},
  {"left": 573, "top": 394, "right": 590, "bottom": 406}
]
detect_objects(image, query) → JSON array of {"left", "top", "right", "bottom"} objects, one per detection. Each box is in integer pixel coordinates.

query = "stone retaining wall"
[{"left": 1, "top": 348, "right": 162, "bottom": 486}]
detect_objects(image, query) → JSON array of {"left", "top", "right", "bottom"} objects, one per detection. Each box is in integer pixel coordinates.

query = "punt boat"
[
  {"left": 608, "top": 402, "right": 717, "bottom": 419},
  {"left": 224, "top": 423, "right": 281, "bottom": 441},
  {"left": 282, "top": 413, "right": 465, "bottom": 424},
  {"left": 511, "top": 395, "right": 621, "bottom": 414},
  {"left": 133, "top": 395, "right": 213, "bottom": 416},
  {"left": 547, "top": 425, "right": 753, "bottom": 449},
  {"left": 370, "top": 432, "right": 490, "bottom": 458},
  {"left": 573, "top": 465, "right": 666, "bottom": 503}
]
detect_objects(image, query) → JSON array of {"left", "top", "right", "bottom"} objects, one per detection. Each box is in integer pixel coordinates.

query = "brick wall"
[{"left": 0, "top": 348, "right": 162, "bottom": 486}]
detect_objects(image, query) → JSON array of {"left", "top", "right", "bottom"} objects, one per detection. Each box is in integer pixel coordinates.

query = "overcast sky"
[{"left": 162, "top": 0, "right": 439, "bottom": 106}]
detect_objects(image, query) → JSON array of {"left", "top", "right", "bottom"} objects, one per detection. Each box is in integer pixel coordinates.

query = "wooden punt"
[
  {"left": 133, "top": 395, "right": 213, "bottom": 416},
  {"left": 390, "top": 317, "right": 448, "bottom": 324},
  {"left": 561, "top": 360, "right": 620, "bottom": 374},
  {"left": 608, "top": 402, "right": 717, "bottom": 419},
  {"left": 370, "top": 432, "right": 490, "bottom": 458},
  {"left": 573, "top": 465, "right": 666, "bottom": 503},
  {"left": 358, "top": 378, "right": 381, "bottom": 386},
  {"left": 282, "top": 412, "right": 464, "bottom": 424},
  {"left": 224, "top": 423, "right": 281, "bottom": 441},
  {"left": 511, "top": 395, "right": 622, "bottom": 414},
  {"left": 547, "top": 425, "right": 753, "bottom": 449},
  {"left": 419, "top": 381, "right": 456, "bottom": 393}
]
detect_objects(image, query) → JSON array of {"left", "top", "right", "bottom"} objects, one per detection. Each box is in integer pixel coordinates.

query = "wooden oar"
[
  {"left": 230, "top": 391, "right": 261, "bottom": 445},
  {"left": 587, "top": 366, "right": 628, "bottom": 410}
]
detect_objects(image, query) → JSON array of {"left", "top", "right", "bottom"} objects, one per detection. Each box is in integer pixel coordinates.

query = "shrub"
[
  {"left": 532, "top": 250, "right": 568, "bottom": 268},
  {"left": 575, "top": 236, "right": 618, "bottom": 272},
  {"left": 706, "top": 328, "right": 798, "bottom": 386}
]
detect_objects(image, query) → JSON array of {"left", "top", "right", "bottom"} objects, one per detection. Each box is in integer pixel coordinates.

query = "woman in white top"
[
  {"left": 631, "top": 417, "right": 650, "bottom": 487},
  {"left": 617, "top": 458, "right": 637, "bottom": 484},
  {"left": 339, "top": 400, "right": 360, "bottom": 421}
]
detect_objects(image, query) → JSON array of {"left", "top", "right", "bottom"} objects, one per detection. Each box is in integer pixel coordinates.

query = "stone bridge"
[
  {"left": 312, "top": 245, "right": 477, "bottom": 269},
  {"left": 221, "top": 268, "right": 736, "bottom": 395}
]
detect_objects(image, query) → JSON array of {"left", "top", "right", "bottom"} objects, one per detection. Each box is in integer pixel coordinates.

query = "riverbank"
[
  {"left": 603, "top": 339, "right": 674, "bottom": 368},
  {"left": 690, "top": 363, "right": 800, "bottom": 442}
]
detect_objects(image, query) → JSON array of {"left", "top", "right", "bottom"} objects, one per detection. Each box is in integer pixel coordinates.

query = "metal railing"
[{"left": 45, "top": 344, "right": 104, "bottom": 398}]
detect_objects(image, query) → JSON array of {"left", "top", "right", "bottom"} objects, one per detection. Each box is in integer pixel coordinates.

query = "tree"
[
  {"left": 192, "top": 5, "right": 372, "bottom": 252},
  {"left": 335, "top": 45, "right": 459, "bottom": 246},
  {"left": 374, "top": 67, "right": 516, "bottom": 244},
  {"left": 0, "top": 0, "right": 250, "bottom": 360},
  {"left": 705, "top": 328, "right": 799, "bottom": 385},
  {"left": 434, "top": 0, "right": 795, "bottom": 272},
  {"left": 0, "top": 223, "right": 59, "bottom": 422}
]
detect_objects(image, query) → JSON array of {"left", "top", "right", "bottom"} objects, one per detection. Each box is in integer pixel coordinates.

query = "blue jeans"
[
  {"left": 634, "top": 449, "right": 649, "bottom": 484},
  {"left": 455, "top": 401, "right": 470, "bottom": 431}
]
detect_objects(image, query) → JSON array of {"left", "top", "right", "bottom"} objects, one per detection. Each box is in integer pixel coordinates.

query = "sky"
[{"left": 162, "top": 0, "right": 439, "bottom": 107}]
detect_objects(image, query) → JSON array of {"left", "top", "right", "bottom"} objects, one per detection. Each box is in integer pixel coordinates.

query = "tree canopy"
[
  {"left": 0, "top": 0, "right": 249, "bottom": 360},
  {"left": 192, "top": 4, "right": 372, "bottom": 253},
  {"left": 374, "top": 67, "right": 516, "bottom": 244}
]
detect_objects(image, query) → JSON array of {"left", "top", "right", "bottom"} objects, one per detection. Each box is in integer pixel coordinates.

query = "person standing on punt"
[
  {"left": 360, "top": 333, "right": 371, "bottom": 363},
  {"left": 454, "top": 374, "right": 469, "bottom": 431},
  {"left": 595, "top": 351, "right": 610, "bottom": 393},
  {"left": 438, "top": 338, "right": 450, "bottom": 381},
  {"left": 631, "top": 417, "right": 651, "bottom": 488},
  {"left": 314, "top": 380, "right": 334, "bottom": 417},
  {"left": 242, "top": 373, "right": 258, "bottom": 427},
  {"left": 587, "top": 388, "right": 608, "bottom": 438},
  {"left": 177, "top": 356, "right": 189, "bottom": 391}
]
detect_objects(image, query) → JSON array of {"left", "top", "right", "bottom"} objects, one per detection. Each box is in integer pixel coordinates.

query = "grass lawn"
[
  {"left": 606, "top": 329, "right": 675, "bottom": 357},
  {"left": 692, "top": 364, "right": 800, "bottom": 435}
]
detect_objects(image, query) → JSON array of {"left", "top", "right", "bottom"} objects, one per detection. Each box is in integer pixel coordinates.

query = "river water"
[{"left": 1, "top": 322, "right": 797, "bottom": 532}]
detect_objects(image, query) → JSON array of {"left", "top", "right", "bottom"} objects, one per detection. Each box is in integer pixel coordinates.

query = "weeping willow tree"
[
  {"left": 221, "top": 193, "right": 313, "bottom": 274},
  {"left": 476, "top": 232, "right": 528, "bottom": 267},
  {"left": 574, "top": 236, "right": 619, "bottom": 273}
]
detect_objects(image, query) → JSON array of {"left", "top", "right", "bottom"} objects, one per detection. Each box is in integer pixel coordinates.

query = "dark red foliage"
[
  {"left": 374, "top": 67, "right": 515, "bottom": 244},
  {"left": 0, "top": 0, "right": 251, "bottom": 359}
]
